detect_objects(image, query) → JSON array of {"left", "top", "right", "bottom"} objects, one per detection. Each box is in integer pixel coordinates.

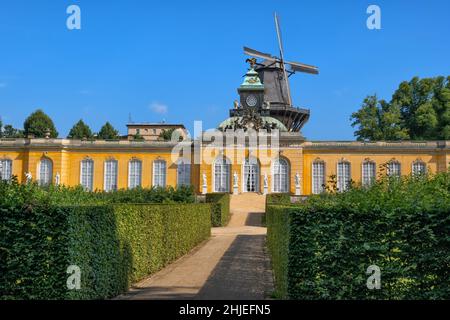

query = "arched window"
[
  {"left": 387, "top": 161, "right": 401, "bottom": 178},
  {"left": 412, "top": 161, "right": 426, "bottom": 176},
  {"left": 362, "top": 161, "right": 376, "bottom": 187},
  {"left": 128, "top": 159, "right": 142, "bottom": 189},
  {"left": 177, "top": 159, "right": 191, "bottom": 187},
  {"left": 104, "top": 159, "right": 118, "bottom": 191},
  {"left": 242, "top": 157, "right": 259, "bottom": 193},
  {"left": 312, "top": 161, "right": 325, "bottom": 194},
  {"left": 337, "top": 161, "right": 351, "bottom": 192},
  {"left": 80, "top": 158, "right": 94, "bottom": 191},
  {"left": 272, "top": 158, "right": 289, "bottom": 193},
  {"left": 213, "top": 156, "right": 230, "bottom": 193},
  {"left": 39, "top": 158, "right": 53, "bottom": 186},
  {"left": 0, "top": 159, "right": 12, "bottom": 181},
  {"left": 153, "top": 160, "right": 166, "bottom": 188}
]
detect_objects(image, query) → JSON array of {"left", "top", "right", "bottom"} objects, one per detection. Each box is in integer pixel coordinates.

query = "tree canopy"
[
  {"left": 23, "top": 109, "right": 58, "bottom": 138},
  {"left": 67, "top": 119, "right": 93, "bottom": 139},
  {"left": 98, "top": 122, "right": 120, "bottom": 140},
  {"left": 351, "top": 76, "right": 450, "bottom": 141}
]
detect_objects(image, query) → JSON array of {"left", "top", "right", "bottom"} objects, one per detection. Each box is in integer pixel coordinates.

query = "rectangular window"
[
  {"left": 312, "top": 162, "right": 325, "bottom": 194},
  {"left": 177, "top": 162, "right": 191, "bottom": 187},
  {"left": 0, "top": 159, "right": 12, "bottom": 181},
  {"left": 362, "top": 161, "right": 376, "bottom": 187},
  {"left": 412, "top": 161, "right": 426, "bottom": 176},
  {"left": 153, "top": 160, "right": 166, "bottom": 187},
  {"left": 39, "top": 159, "right": 53, "bottom": 186},
  {"left": 104, "top": 160, "right": 118, "bottom": 191},
  {"left": 388, "top": 162, "right": 401, "bottom": 178},
  {"left": 80, "top": 159, "right": 94, "bottom": 191},
  {"left": 337, "top": 162, "right": 351, "bottom": 192},
  {"left": 128, "top": 160, "right": 142, "bottom": 188}
]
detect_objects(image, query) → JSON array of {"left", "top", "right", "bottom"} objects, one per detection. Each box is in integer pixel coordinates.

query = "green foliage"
[
  {"left": 267, "top": 172, "right": 450, "bottom": 300},
  {"left": 67, "top": 119, "right": 93, "bottom": 139},
  {"left": 158, "top": 128, "right": 176, "bottom": 141},
  {"left": 97, "top": 122, "right": 120, "bottom": 140},
  {"left": 266, "top": 193, "right": 292, "bottom": 206},
  {"left": 2, "top": 124, "right": 24, "bottom": 138},
  {"left": 206, "top": 193, "right": 230, "bottom": 227},
  {"left": 23, "top": 109, "right": 58, "bottom": 138},
  {"left": 351, "top": 76, "right": 450, "bottom": 140},
  {"left": 0, "top": 181, "right": 210, "bottom": 299}
]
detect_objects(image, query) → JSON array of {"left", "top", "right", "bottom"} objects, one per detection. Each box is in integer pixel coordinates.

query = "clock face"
[{"left": 246, "top": 94, "right": 258, "bottom": 107}]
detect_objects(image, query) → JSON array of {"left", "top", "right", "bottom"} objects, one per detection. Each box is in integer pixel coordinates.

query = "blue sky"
[{"left": 0, "top": 0, "right": 449, "bottom": 140}]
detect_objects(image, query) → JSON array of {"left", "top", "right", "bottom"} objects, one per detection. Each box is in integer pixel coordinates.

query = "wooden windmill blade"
[
  {"left": 243, "top": 46, "right": 275, "bottom": 61},
  {"left": 287, "top": 60, "right": 320, "bottom": 74},
  {"left": 274, "top": 12, "right": 292, "bottom": 106}
]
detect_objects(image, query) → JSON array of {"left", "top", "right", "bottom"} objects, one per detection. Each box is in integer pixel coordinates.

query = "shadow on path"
[{"left": 195, "top": 234, "right": 273, "bottom": 300}]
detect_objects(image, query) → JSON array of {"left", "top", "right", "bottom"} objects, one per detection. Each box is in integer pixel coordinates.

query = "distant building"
[{"left": 126, "top": 123, "right": 187, "bottom": 141}]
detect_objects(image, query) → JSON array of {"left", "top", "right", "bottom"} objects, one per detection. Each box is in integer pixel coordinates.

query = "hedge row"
[
  {"left": 265, "top": 193, "right": 291, "bottom": 206},
  {"left": 267, "top": 173, "right": 450, "bottom": 299},
  {"left": 0, "top": 181, "right": 211, "bottom": 299},
  {"left": 206, "top": 193, "right": 231, "bottom": 227}
]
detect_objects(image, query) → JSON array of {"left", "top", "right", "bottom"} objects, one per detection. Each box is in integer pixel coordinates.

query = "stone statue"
[
  {"left": 233, "top": 100, "right": 239, "bottom": 109},
  {"left": 55, "top": 172, "right": 61, "bottom": 186},
  {"left": 263, "top": 173, "right": 268, "bottom": 188},
  {"left": 295, "top": 173, "right": 300, "bottom": 187},
  {"left": 25, "top": 171, "right": 32, "bottom": 183},
  {"left": 233, "top": 171, "right": 238, "bottom": 187},
  {"left": 202, "top": 173, "right": 207, "bottom": 186}
]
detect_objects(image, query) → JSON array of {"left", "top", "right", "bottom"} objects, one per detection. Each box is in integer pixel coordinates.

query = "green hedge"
[
  {"left": 206, "top": 193, "right": 231, "bottom": 227},
  {"left": 267, "top": 173, "right": 450, "bottom": 300},
  {"left": 266, "top": 193, "right": 291, "bottom": 206},
  {"left": 1, "top": 181, "right": 211, "bottom": 299}
]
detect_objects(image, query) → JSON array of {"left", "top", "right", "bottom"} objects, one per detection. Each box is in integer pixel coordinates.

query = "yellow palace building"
[{"left": 1, "top": 64, "right": 449, "bottom": 195}]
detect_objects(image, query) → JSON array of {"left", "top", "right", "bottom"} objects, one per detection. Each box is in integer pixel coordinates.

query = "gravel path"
[{"left": 116, "top": 194, "right": 274, "bottom": 300}]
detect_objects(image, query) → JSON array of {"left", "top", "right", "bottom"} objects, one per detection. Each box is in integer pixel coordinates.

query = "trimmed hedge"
[
  {"left": 1, "top": 181, "right": 211, "bottom": 300},
  {"left": 266, "top": 193, "right": 291, "bottom": 206},
  {"left": 267, "top": 173, "right": 450, "bottom": 300},
  {"left": 206, "top": 193, "right": 231, "bottom": 227}
]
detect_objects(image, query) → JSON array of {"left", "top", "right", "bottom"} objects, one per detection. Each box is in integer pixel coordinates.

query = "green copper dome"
[{"left": 238, "top": 68, "right": 264, "bottom": 91}]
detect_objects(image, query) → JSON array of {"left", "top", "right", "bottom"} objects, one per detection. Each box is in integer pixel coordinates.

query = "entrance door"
[{"left": 243, "top": 159, "right": 259, "bottom": 192}]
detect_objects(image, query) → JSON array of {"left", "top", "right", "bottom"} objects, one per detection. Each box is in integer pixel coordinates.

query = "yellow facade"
[{"left": 0, "top": 138, "right": 449, "bottom": 195}]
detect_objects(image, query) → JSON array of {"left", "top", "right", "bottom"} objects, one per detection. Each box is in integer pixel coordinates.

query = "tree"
[
  {"left": 3, "top": 125, "right": 24, "bottom": 138},
  {"left": 98, "top": 122, "right": 120, "bottom": 140},
  {"left": 0, "top": 118, "right": 3, "bottom": 138},
  {"left": 351, "top": 76, "right": 450, "bottom": 141},
  {"left": 158, "top": 128, "right": 176, "bottom": 141},
  {"left": 67, "top": 119, "right": 93, "bottom": 139},
  {"left": 23, "top": 109, "right": 58, "bottom": 138},
  {"left": 350, "top": 95, "right": 408, "bottom": 141}
]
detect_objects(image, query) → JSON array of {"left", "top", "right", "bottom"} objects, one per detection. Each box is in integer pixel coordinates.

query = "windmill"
[{"left": 243, "top": 12, "right": 319, "bottom": 132}]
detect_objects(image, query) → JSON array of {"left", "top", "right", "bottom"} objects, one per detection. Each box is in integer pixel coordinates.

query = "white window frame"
[
  {"left": 213, "top": 156, "right": 230, "bottom": 193},
  {"left": 412, "top": 161, "right": 426, "bottom": 176},
  {"left": 362, "top": 161, "right": 376, "bottom": 187},
  {"left": 38, "top": 158, "right": 53, "bottom": 186},
  {"left": 387, "top": 161, "right": 401, "bottom": 178},
  {"left": 0, "top": 158, "right": 13, "bottom": 181},
  {"left": 337, "top": 161, "right": 351, "bottom": 192},
  {"left": 312, "top": 161, "right": 325, "bottom": 194},
  {"left": 128, "top": 159, "right": 142, "bottom": 189},
  {"left": 272, "top": 158, "right": 289, "bottom": 193},
  {"left": 242, "top": 157, "right": 260, "bottom": 193},
  {"left": 80, "top": 158, "right": 94, "bottom": 191},
  {"left": 177, "top": 159, "right": 191, "bottom": 187},
  {"left": 104, "top": 159, "right": 118, "bottom": 192},
  {"left": 153, "top": 159, "right": 167, "bottom": 188}
]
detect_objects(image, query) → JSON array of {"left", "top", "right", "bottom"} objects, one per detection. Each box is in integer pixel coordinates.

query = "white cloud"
[{"left": 150, "top": 101, "right": 168, "bottom": 115}]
